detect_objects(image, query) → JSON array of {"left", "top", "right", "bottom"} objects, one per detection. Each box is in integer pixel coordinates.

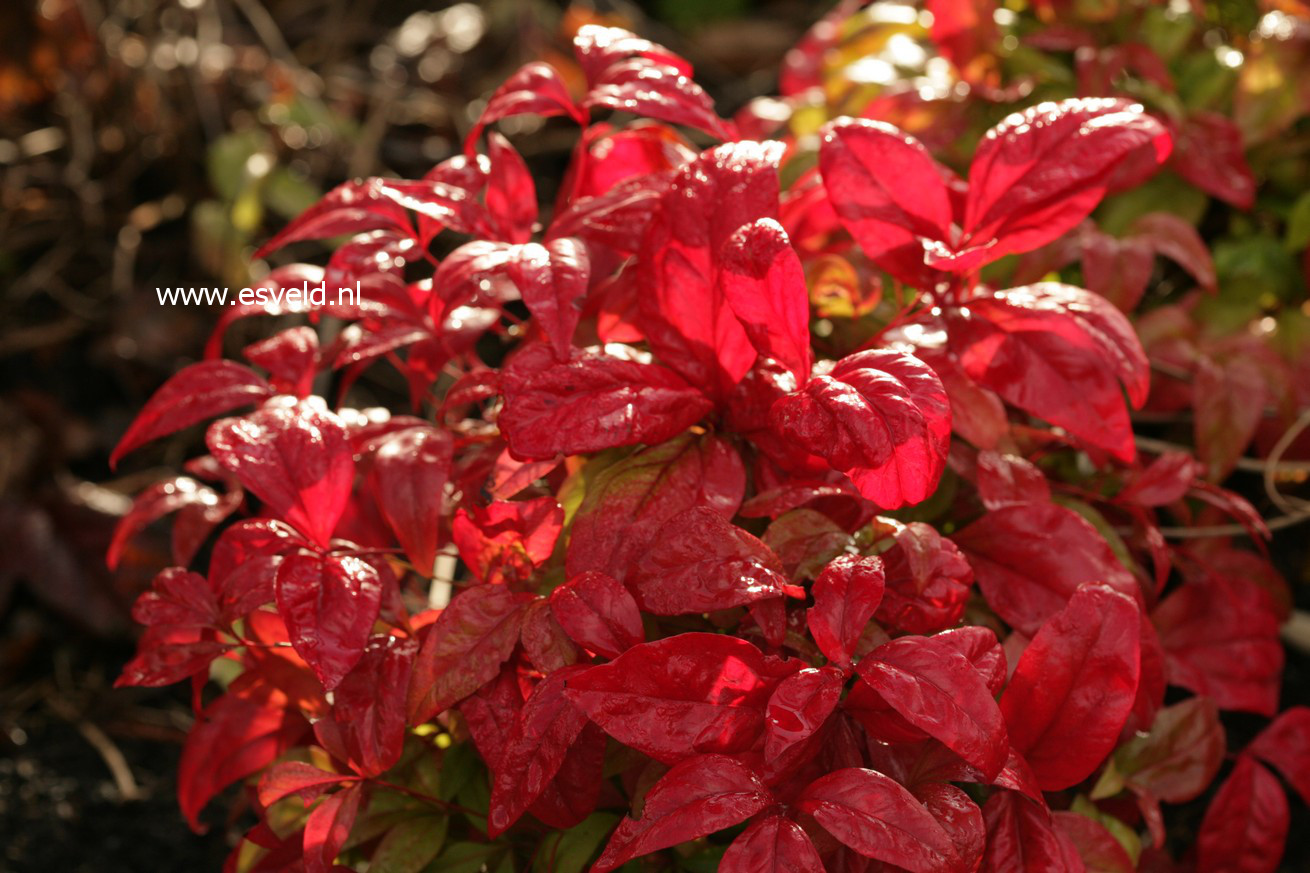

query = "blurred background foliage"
[{"left": 0, "top": 0, "right": 1307, "bottom": 869}]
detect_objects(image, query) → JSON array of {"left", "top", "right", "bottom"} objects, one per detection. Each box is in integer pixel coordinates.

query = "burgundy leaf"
[
  {"left": 111, "top": 361, "right": 272, "bottom": 467},
  {"left": 917, "top": 782, "right": 986, "bottom": 872},
  {"left": 116, "top": 626, "right": 232, "bottom": 688},
  {"left": 1194, "top": 355, "right": 1266, "bottom": 481},
  {"left": 519, "top": 598, "right": 580, "bottom": 673},
  {"left": 1102, "top": 696, "right": 1225, "bottom": 809},
  {"left": 465, "top": 61, "right": 585, "bottom": 151},
  {"left": 369, "top": 424, "right": 452, "bottom": 576},
  {"left": 207, "top": 399, "right": 354, "bottom": 548},
  {"left": 508, "top": 238, "right": 589, "bottom": 359},
  {"left": 763, "top": 666, "right": 844, "bottom": 763},
  {"left": 980, "top": 791, "right": 1086, "bottom": 873},
  {"left": 499, "top": 343, "right": 711, "bottom": 460},
  {"left": 583, "top": 59, "right": 732, "bottom": 141},
  {"left": 406, "top": 584, "right": 533, "bottom": 724},
  {"left": 769, "top": 349, "right": 951, "bottom": 508},
  {"left": 592, "top": 754, "right": 771, "bottom": 873},
  {"left": 953, "top": 502, "right": 1139, "bottom": 636},
  {"left": 1171, "top": 112, "right": 1255, "bottom": 209},
  {"left": 549, "top": 570, "right": 644, "bottom": 659},
  {"left": 796, "top": 768, "right": 961, "bottom": 872},
  {"left": 721, "top": 814, "right": 825, "bottom": 873},
  {"left": 1000, "top": 583, "right": 1141, "bottom": 791},
  {"left": 627, "top": 506, "right": 790, "bottom": 615},
  {"left": 129, "top": 567, "right": 220, "bottom": 629},
  {"left": 562, "top": 632, "right": 800, "bottom": 763},
  {"left": 1250, "top": 707, "right": 1310, "bottom": 806},
  {"left": 807, "top": 554, "right": 886, "bottom": 671},
  {"left": 1130, "top": 212, "right": 1217, "bottom": 292},
  {"left": 547, "top": 170, "right": 676, "bottom": 256},
  {"left": 718, "top": 218, "right": 813, "bottom": 383},
  {"left": 1197, "top": 756, "right": 1288, "bottom": 873},
  {"left": 877, "top": 522, "right": 974, "bottom": 635},
  {"left": 257, "top": 761, "right": 355, "bottom": 808},
  {"left": 328, "top": 634, "right": 417, "bottom": 776},
  {"left": 243, "top": 326, "right": 319, "bottom": 397},
  {"left": 484, "top": 132, "right": 537, "bottom": 243},
  {"left": 274, "top": 553, "right": 383, "bottom": 690},
  {"left": 975, "top": 451, "right": 1050, "bottom": 510},
  {"left": 1052, "top": 812, "right": 1134, "bottom": 873}
]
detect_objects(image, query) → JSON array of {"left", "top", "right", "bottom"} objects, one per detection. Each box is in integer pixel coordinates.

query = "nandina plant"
[{"left": 111, "top": 10, "right": 1310, "bottom": 873}]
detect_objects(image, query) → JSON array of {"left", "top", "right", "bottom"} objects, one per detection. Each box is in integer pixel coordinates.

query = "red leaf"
[
  {"left": 207, "top": 400, "right": 354, "bottom": 548},
  {"left": 763, "top": 666, "right": 844, "bottom": 763},
  {"left": 111, "top": 361, "right": 272, "bottom": 467},
  {"left": 796, "top": 768, "right": 961, "bottom": 872},
  {"left": 876, "top": 522, "right": 974, "bottom": 635},
  {"left": 1052, "top": 812, "right": 1134, "bottom": 873},
  {"left": 484, "top": 132, "right": 537, "bottom": 243},
  {"left": 368, "top": 425, "right": 451, "bottom": 577},
  {"left": 274, "top": 553, "right": 383, "bottom": 691},
  {"left": 1115, "top": 451, "right": 1200, "bottom": 507},
  {"left": 562, "top": 632, "right": 800, "bottom": 763},
  {"left": 549, "top": 570, "right": 644, "bottom": 659},
  {"left": 519, "top": 598, "right": 580, "bottom": 673},
  {"left": 818, "top": 118, "right": 954, "bottom": 287},
  {"left": 573, "top": 25, "right": 694, "bottom": 82},
  {"left": 1105, "top": 696, "right": 1225, "bottom": 808},
  {"left": 328, "top": 634, "right": 417, "bottom": 776},
  {"left": 253, "top": 178, "right": 413, "bottom": 259},
  {"left": 302, "top": 781, "right": 363, "bottom": 873},
  {"left": 718, "top": 218, "right": 813, "bottom": 383},
  {"left": 769, "top": 349, "right": 951, "bottom": 508},
  {"left": 450, "top": 496, "right": 563, "bottom": 586},
  {"left": 178, "top": 689, "right": 306, "bottom": 832},
  {"left": 592, "top": 754, "right": 771, "bottom": 873},
  {"left": 499, "top": 344, "right": 712, "bottom": 461},
  {"left": 1130, "top": 212, "right": 1217, "bottom": 293},
  {"left": 953, "top": 502, "right": 1139, "bottom": 636},
  {"left": 927, "top": 0, "right": 999, "bottom": 86},
  {"left": 980, "top": 791, "right": 1086, "bottom": 873},
  {"left": 1079, "top": 230, "right": 1154, "bottom": 311},
  {"left": 508, "top": 238, "right": 589, "bottom": 359},
  {"left": 1152, "top": 573, "right": 1283, "bottom": 715},
  {"left": 943, "top": 98, "right": 1171, "bottom": 270},
  {"left": 257, "top": 761, "right": 355, "bottom": 808},
  {"left": 944, "top": 283, "right": 1148, "bottom": 461},
  {"left": 406, "top": 584, "right": 533, "bottom": 724},
  {"left": 1001, "top": 583, "right": 1141, "bottom": 791},
  {"left": 547, "top": 170, "right": 676, "bottom": 256},
  {"left": 1194, "top": 355, "right": 1266, "bottom": 481},
  {"left": 974, "top": 451, "right": 1050, "bottom": 510},
  {"left": 807, "top": 554, "right": 885, "bottom": 671},
  {"left": 857, "top": 634, "right": 1008, "bottom": 780},
  {"left": 583, "top": 59, "right": 731, "bottom": 141},
  {"left": 465, "top": 61, "right": 585, "bottom": 152},
  {"left": 1171, "top": 112, "right": 1255, "bottom": 209},
  {"left": 566, "top": 433, "right": 745, "bottom": 580},
  {"left": 1250, "top": 707, "right": 1310, "bottom": 806},
  {"left": 639, "top": 141, "right": 783, "bottom": 400},
  {"left": 243, "top": 326, "right": 319, "bottom": 397},
  {"left": 130, "top": 567, "right": 221, "bottom": 629},
  {"left": 627, "top": 506, "right": 789, "bottom": 614},
  {"left": 721, "top": 814, "right": 825, "bottom": 873},
  {"left": 1197, "top": 756, "right": 1289, "bottom": 873},
  {"left": 488, "top": 665, "right": 591, "bottom": 836},
  {"left": 116, "top": 626, "right": 232, "bottom": 688}
]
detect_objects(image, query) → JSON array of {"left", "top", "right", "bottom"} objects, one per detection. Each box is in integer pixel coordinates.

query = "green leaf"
[
  {"left": 1285, "top": 191, "right": 1310, "bottom": 251},
  {"left": 371, "top": 815, "right": 448, "bottom": 873},
  {"left": 535, "top": 813, "right": 620, "bottom": 873},
  {"left": 427, "top": 842, "right": 507, "bottom": 873}
]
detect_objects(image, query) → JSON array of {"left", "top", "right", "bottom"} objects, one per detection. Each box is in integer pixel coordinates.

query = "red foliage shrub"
[{"left": 112, "top": 8, "right": 1309, "bottom": 872}]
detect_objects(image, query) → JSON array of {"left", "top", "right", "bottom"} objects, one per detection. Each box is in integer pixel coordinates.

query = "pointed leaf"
[
  {"left": 721, "top": 815, "right": 824, "bottom": 873},
  {"left": 807, "top": 554, "right": 885, "bottom": 671},
  {"left": 718, "top": 218, "right": 812, "bottom": 383},
  {"left": 275, "top": 553, "right": 383, "bottom": 690},
  {"left": 369, "top": 425, "right": 452, "bottom": 577},
  {"left": 509, "top": 238, "right": 589, "bottom": 359},
  {"left": 550, "top": 571, "right": 643, "bottom": 659},
  {"left": 1197, "top": 756, "right": 1288, "bottom": 873}
]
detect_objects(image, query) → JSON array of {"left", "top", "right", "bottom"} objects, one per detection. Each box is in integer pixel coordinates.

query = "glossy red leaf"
[
  {"left": 917, "top": 782, "right": 986, "bottom": 872},
  {"left": 573, "top": 25, "right": 694, "bottom": 82},
  {"left": 257, "top": 761, "right": 356, "bottom": 808},
  {"left": 583, "top": 58, "right": 732, "bottom": 141},
  {"left": 327, "top": 634, "right": 417, "bottom": 777},
  {"left": 721, "top": 814, "right": 825, "bottom": 873},
  {"left": 953, "top": 502, "right": 1138, "bottom": 636},
  {"left": 638, "top": 140, "right": 783, "bottom": 399},
  {"left": 1250, "top": 707, "right": 1310, "bottom": 806},
  {"left": 130, "top": 567, "right": 220, "bottom": 629},
  {"left": 980, "top": 791, "right": 1085, "bottom": 873},
  {"left": 465, "top": 61, "right": 585, "bottom": 151},
  {"left": 488, "top": 666, "right": 591, "bottom": 836},
  {"left": 796, "top": 768, "right": 961, "bottom": 872},
  {"left": 207, "top": 399, "right": 354, "bottom": 548},
  {"left": 1001, "top": 583, "right": 1141, "bottom": 791},
  {"left": 1151, "top": 573, "right": 1283, "bottom": 715},
  {"left": 274, "top": 553, "right": 383, "bottom": 691},
  {"left": 945, "top": 98, "right": 1171, "bottom": 270},
  {"left": 406, "top": 584, "right": 533, "bottom": 724},
  {"left": 1197, "top": 756, "right": 1289, "bottom": 873},
  {"left": 975, "top": 451, "right": 1050, "bottom": 510},
  {"left": 508, "top": 238, "right": 589, "bottom": 359},
  {"left": 566, "top": 433, "right": 745, "bottom": 580},
  {"left": 1115, "top": 451, "right": 1200, "bottom": 507},
  {"left": 1171, "top": 112, "right": 1255, "bottom": 209},
  {"left": 519, "top": 598, "right": 580, "bottom": 673},
  {"left": 807, "top": 554, "right": 886, "bottom": 671},
  {"left": 562, "top": 632, "right": 800, "bottom": 763},
  {"left": 818, "top": 118, "right": 953, "bottom": 286},
  {"left": 549, "top": 570, "right": 644, "bottom": 659},
  {"left": 450, "top": 496, "right": 563, "bottom": 586},
  {"left": 769, "top": 349, "right": 951, "bottom": 508},
  {"left": 944, "top": 283, "right": 1148, "bottom": 461},
  {"left": 1052, "top": 812, "right": 1134, "bottom": 873},
  {"left": 484, "top": 132, "right": 537, "bottom": 243},
  {"left": 252, "top": 178, "right": 413, "bottom": 259},
  {"left": 177, "top": 688, "right": 306, "bottom": 832},
  {"left": 764, "top": 665, "right": 844, "bottom": 763},
  {"left": 876, "top": 522, "right": 974, "bottom": 635},
  {"left": 591, "top": 754, "right": 771, "bottom": 873},
  {"left": 368, "top": 424, "right": 452, "bottom": 577},
  {"left": 116, "top": 626, "right": 232, "bottom": 689},
  {"left": 547, "top": 170, "right": 676, "bottom": 256},
  {"left": 498, "top": 343, "right": 712, "bottom": 461},
  {"left": 243, "top": 326, "right": 319, "bottom": 398},
  {"left": 627, "top": 506, "right": 790, "bottom": 614},
  {"left": 718, "top": 218, "right": 813, "bottom": 383},
  {"left": 110, "top": 361, "right": 272, "bottom": 467},
  {"left": 303, "top": 781, "right": 363, "bottom": 873},
  {"left": 857, "top": 635, "right": 1008, "bottom": 779}
]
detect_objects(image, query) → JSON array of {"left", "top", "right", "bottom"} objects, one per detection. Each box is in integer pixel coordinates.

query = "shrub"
[{"left": 112, "top": 3, "right": 1310, "bottom": 871}]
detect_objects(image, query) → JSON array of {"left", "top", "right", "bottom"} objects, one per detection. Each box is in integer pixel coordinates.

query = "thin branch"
[
  {"left": 1134, "top": 435, "right": 1310, "bottom": 475},
  {"left": 1154, "top": 509, "right": 1310, "bottom": 540}
]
